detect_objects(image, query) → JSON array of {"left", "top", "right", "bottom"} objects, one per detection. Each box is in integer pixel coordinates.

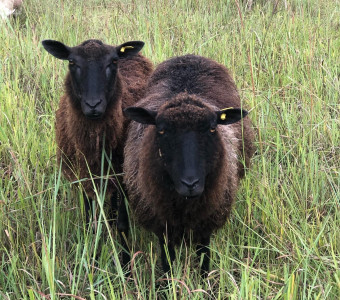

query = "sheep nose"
[
  {"left": 85, "top": 99, "right": 102, "bottom": 109},
  {"left": 181, "top": 178, "right": 200, "bottom": 190}
]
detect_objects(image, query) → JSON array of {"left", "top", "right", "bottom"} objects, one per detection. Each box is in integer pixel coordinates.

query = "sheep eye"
[
  {"left": 69, "top": 59, "right": 75, "bottom": 65},
  {"left": 112, "top": 59, "right": 118, "bottom": 64},
  {"left": 158, "top": 130, "right": 165, "bottom": 135},
  {"left": 210, "top": 127, "right": 216, "bottom": 133}
]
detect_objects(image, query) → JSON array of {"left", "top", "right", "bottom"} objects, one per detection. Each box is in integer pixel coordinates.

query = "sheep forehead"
[
  {"left": 75, "top": 40, "right": 111, "bottom": 61},
  {"left": 158, "top": 95, "right": 215, "bottom": 128}
]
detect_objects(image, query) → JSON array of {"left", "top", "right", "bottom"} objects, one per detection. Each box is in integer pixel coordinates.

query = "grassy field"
[{"left": 0, "top": 0, "right": 339, "bottom": 299}]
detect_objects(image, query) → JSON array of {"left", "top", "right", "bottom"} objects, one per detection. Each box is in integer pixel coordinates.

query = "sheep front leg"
[
  {"left": 83, "top": 192, "right": 93, "bottom": 225},
  {"left": 158, "top": 233, "right": 175, "bottom": 274},
  {"left": 117, "top": 196, "right": 130, "bottom": 268},
  {"left": 196, "top": 235, "right": 211, "bottom": 277},
  {"left": 109, "top": 192, "right": 118, "bottom": 227}
]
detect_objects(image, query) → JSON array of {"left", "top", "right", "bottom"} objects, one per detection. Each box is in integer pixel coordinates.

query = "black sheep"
[
  {"left": 123, "top": 54, "right": 255, "bottom": 275},
  {"left": 42, "top": 39, "right": 153, "bottom": 265}
]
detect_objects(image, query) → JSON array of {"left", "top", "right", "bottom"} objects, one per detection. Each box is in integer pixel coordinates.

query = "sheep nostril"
[
  {"left": 181, "top": 178, "right": 200, "bottom": 190},
  {"left": 85, "top": 99, "right": 102, "bottom": 109}
]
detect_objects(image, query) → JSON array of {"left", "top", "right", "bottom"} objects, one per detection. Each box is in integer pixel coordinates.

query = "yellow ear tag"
[
  {"left": 120, "top": 46, "right": 134, "bottom": 53},
  {"left": 220, "top": 107, "right": 233, "bottom": 120}
]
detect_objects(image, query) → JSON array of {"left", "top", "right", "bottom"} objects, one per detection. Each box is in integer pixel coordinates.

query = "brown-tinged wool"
[
  {"left": 124, "top": 54, "right": 255, "bottom": 245},
  {"left": 56, "top": 45, "right": 153, "bottom": 198}
]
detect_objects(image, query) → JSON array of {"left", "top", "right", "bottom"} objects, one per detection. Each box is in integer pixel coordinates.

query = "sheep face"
[
  {"left": 42, "top": 39, "right": 145, "bottom": 119},
  {"left": 125, "top": 96, "right": 248, "bottom": 198}
]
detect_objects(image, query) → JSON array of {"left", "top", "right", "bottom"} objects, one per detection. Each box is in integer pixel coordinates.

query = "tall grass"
[{"left": 0, "top": 0, "right": 339, "bottom": 298}]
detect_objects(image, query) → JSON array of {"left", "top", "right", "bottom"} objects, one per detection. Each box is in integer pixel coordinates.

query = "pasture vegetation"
[{"left": 0, "top": 0, "right": 339, "bottom": 299}]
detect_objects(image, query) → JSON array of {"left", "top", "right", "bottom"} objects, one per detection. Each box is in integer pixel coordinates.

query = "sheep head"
[
  {"left": 42, "top": 39, "right": 144, "bottom": 119},
  {"left": 124, "top": 93, "right": 248, "bottom": 198}
]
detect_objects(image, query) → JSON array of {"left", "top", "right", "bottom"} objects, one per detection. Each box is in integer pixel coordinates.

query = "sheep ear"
[
  {"left": 117, "top": 41, "right": 145, "bottom": 58},
  {"left": 42, "top": 40, "right": 71, "bottom": 60},
  {"left": 216, "top": 108, "right": 248, "bottom": 125},
  {"left": 124, "top": 107, "right": 157, "bottom": 125}
]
